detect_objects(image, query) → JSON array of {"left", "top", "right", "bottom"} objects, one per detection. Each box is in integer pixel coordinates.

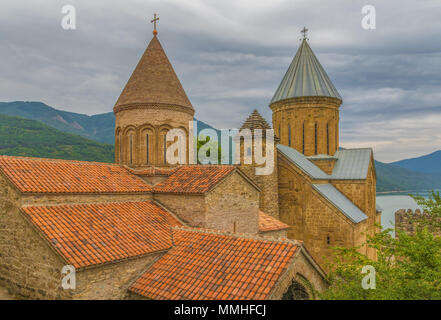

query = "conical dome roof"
[
  {"left": 114, "top": 35, "right": 194, "bottom": 114},
  {"left": 271, "top": 39, "right": 341, "bottom": 105}
]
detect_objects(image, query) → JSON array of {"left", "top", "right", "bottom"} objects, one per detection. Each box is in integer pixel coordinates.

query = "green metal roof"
[
  {"left": 271, "top": 39, "right": 342, "bottom": 104},
  {"left": 312, "top": 184, "right": 368, "bottom": 223}
]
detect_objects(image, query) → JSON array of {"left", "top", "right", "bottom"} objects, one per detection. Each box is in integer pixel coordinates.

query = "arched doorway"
[{"left": 282, "top": 280, "right": 310, "bottom": 300}]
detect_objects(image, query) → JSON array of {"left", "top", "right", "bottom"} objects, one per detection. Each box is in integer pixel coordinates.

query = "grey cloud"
[{"left": 0, "top": 0, "right": 440, "bottom": 162}]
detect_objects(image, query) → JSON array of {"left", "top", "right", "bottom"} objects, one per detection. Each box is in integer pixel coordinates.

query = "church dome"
[
  {"left": 270, "top": 39, "right": 342, "bottom": 105},
  {"left": 114, "top": 35, "right": 194, "bottom": 115}
]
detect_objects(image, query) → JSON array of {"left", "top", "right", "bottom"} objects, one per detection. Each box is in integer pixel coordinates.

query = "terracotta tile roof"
[
  {"left": 259, "top": 211, "right": 289, "bottom": 233},
  {"left": 129, "top": 228, "right": 299, "bottom": 300},
  {"left": 125, "top": 166, "right": 178, "bottom": 177},
  {"left": 153, "top": 165, "right": 236, "bottom": 194},
  {"left": 21, "top": 201, "right": 181, "bottom": 269},
  {"left": 0, "top": 156, "right": 151, "bottom": 194}
]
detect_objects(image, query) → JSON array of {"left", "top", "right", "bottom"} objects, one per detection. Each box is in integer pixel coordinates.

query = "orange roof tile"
[
  {"left": 21, "top": 201, "right": 181, "bottom": 269},
  {"left": 259, "top": 211, "right": 289, "bottom": 233},
  {"left": 0, "top": 156, "right": 151, "bottom": 194},
  {"left": 153, "top": 165, "right": 236, "bottom": 194},
  {"left": 129, "top": 228, "right": 299, "bottom": 300}
]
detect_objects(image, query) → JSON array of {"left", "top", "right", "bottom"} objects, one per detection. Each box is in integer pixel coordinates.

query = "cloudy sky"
[{"left": 1, "top": 0, "right": 440, "bottom": 162}]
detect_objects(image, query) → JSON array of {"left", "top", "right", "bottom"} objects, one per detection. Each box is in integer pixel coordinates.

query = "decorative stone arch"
[
  {"left": 282, "top": 273, "right": 314, "bottom": 300},
  {"left": 115, "top": 127, "right": 122, "bottom": 164},
  {"left": 122, "top": 125, "right": 137, "bottom": 165},
  {"left": 138, "top": 124, "right": 156, "bottom": 165},
  {"left": 158, "top": 124, "right": 173, "bottom": 165}
]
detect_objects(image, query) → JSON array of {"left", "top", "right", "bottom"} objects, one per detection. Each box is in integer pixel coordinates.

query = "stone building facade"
[{"left": 0, "top": 27, "right": 380, "bottom": 299}]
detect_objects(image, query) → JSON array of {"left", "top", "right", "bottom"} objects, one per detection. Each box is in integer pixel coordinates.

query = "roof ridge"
[
  {"left": 173, "top": 226, "right": 303, "bottom": 246},
  {"left": 0, "top": 154, "right": 117, "bottom": 166}
]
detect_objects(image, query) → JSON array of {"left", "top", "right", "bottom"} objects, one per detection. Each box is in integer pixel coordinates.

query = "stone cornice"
[
  {"left": 269, "top": 96, "right": 342, "bottom": 112},
  {"left": 114, "top": 102, "right": 195, "bottom": 116}
]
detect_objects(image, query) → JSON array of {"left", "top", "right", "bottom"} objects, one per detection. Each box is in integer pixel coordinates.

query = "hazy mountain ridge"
[
  {"left": 1, "top": 101, "right": 440, "bottom": 192},
  {"left": 391, "top": 150, "right": 441, "bottom": 174},
  {"left": 0, "top": 101, "right": 115, "bottom": 144},
  {"left": 0, "top": 114, "right": 114, "bottom": 163}
]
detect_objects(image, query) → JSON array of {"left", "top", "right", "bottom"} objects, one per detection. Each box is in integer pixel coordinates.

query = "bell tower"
[
  {"left": 270, "top": 28, "right": 342, "bottom": 156},
  {"left": 114, "top": 15, "right": 194, "bottom": 167}
]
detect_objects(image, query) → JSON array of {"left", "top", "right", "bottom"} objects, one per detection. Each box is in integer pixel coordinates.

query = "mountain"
[
  {"left": 0, "top": 114, "right": 114, "bottom": 163},
  {"left": 0, "top": 101, "right": 115, "bottom": 144},
  {"left": 375, "top": 160, "right": 441, "bottom": 192},
  {"left": 391, "top": 150, "right": 441, "bottom": 174},
  {"left": 1, "top": 101, "right": 441, "bottom": 192}
]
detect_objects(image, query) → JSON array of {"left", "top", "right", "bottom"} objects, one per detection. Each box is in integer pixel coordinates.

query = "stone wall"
[
  {"left": 309, "top": 159, "right": 336, "bottom": 175},
  {"left": 258, "top": 229, "right": 287, "bottom": 239},
  {"left": 154, "top": 193, "right": 206, "bottom": 227},
  {"left": 0, "top": 175, "right": 71, "bottom": 299},
  {"left": 205, "top": 171, "right": 260, "bottom": 234},
  {"left": 73, "top": 252, "right": 163, "bottom": 300},
  {"left": 395, "top": 208, "right": 439, "bottom": 237},
  {"left": 115, "top": 107, "right": 193, "bottom": 167},
  {"left": 271, "top": 97, "right": 341, "bottom": 156}
]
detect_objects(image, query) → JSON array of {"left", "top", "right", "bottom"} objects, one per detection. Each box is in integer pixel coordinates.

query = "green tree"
[{"left": 321, "top": 191, "right": 441, "bottom": 300}]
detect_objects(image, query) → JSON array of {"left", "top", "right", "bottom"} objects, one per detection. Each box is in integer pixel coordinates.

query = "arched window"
[
  {"left": 163, "top": 134, "right": 167, "bottom": 164},
  {"left": 278, "top": 125, "right": 281, "bottom": 140},
  {"left": 129, "top": 134, "right": 133, "bottom": 164},
  {"left": 302, "top": 122, "right": 305, "bottom": 154},
  {"left": 282, "top": 280, "right": 310, "bottom": 300},
  {"left": 288, "top": 124, "right": 291, "bottom": 146},
  {"left": 314, "top": 123, "right": 318, "bottom": 155},
  {"left": 146, "top": 133, "right": 150, "bottom": 164},
  {"left": 326, "top": 123, "right": 330, "bottom": 154}
]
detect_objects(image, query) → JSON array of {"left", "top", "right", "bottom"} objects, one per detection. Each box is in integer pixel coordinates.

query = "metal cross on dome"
[
  {"left": 301, "top": 26, "right": 309, "bottom": 40},
  {"left": 151, "top": 13, "right": 159, "bottom": 35}
]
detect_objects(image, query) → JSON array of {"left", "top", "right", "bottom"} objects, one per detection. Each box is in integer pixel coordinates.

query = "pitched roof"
[
  {"left": 277, "top": 145, "right": 330, "bottom": 179},
  {"left": 114, "top": 35, "right": 193, "bottom": 113},
  {"left": 21, "top": 201, "right": 182, "bottom": 269},
  {"left": 330, "top": 148, "right": 373, "bottom": 180},
  {"left": 129, "top": 228, "right": 300, "bottom": 300},
  {"left": 312, "top": 184, "right": 368, "bottom": 223},
  {"left": 241, "top": 109, "right": 271, "bottom": 131},
  {"left": 271, "top": 39, "right": 342, "bottom": 105},
  {"left": 259, "top": 211, "right": 289, "bottom": 233},
  {"left": 153, "top": 165, "right": 237, "bottom": 194},
  {"left": 0, "top": 156, "right": 151, "bottom": 194}
]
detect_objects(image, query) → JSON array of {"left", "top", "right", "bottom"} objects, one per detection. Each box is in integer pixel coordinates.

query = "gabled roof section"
[
  {"left": 21, "top": 201, "right": 182, "bottom": 269},
  {"left": 128, "top": 228, "right": 300, "bottom": 300},
  {"left": 114, "top": 35, "right": 193, "bottom": 113},
  {"left": 331, "top": 148, "right": 373, "bottom": 180},
  {"left": 153, "top": 165, "right": 239, "bottom": 194},
  {"left": 241, "top": 109, "right": 271, "bottom": 131},
  {"left": 277, "top": 145, "right": 330, "bottom": 179},
  {"left": 0, "top": 156, "right": 151, "bottom": 194},
  {"left": 312, "top": 184, "right": 368, "bottom": 223},
  {"left": 271, "top": 39, "right": 342, "bottom": 104},
  {"left": 259, "top": 211, "right": 289, "bottom": 233}
]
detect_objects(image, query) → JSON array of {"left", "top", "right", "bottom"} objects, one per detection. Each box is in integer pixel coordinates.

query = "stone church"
[{"left": 0, "top": 25, "right": 379, "bottom": 300}]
